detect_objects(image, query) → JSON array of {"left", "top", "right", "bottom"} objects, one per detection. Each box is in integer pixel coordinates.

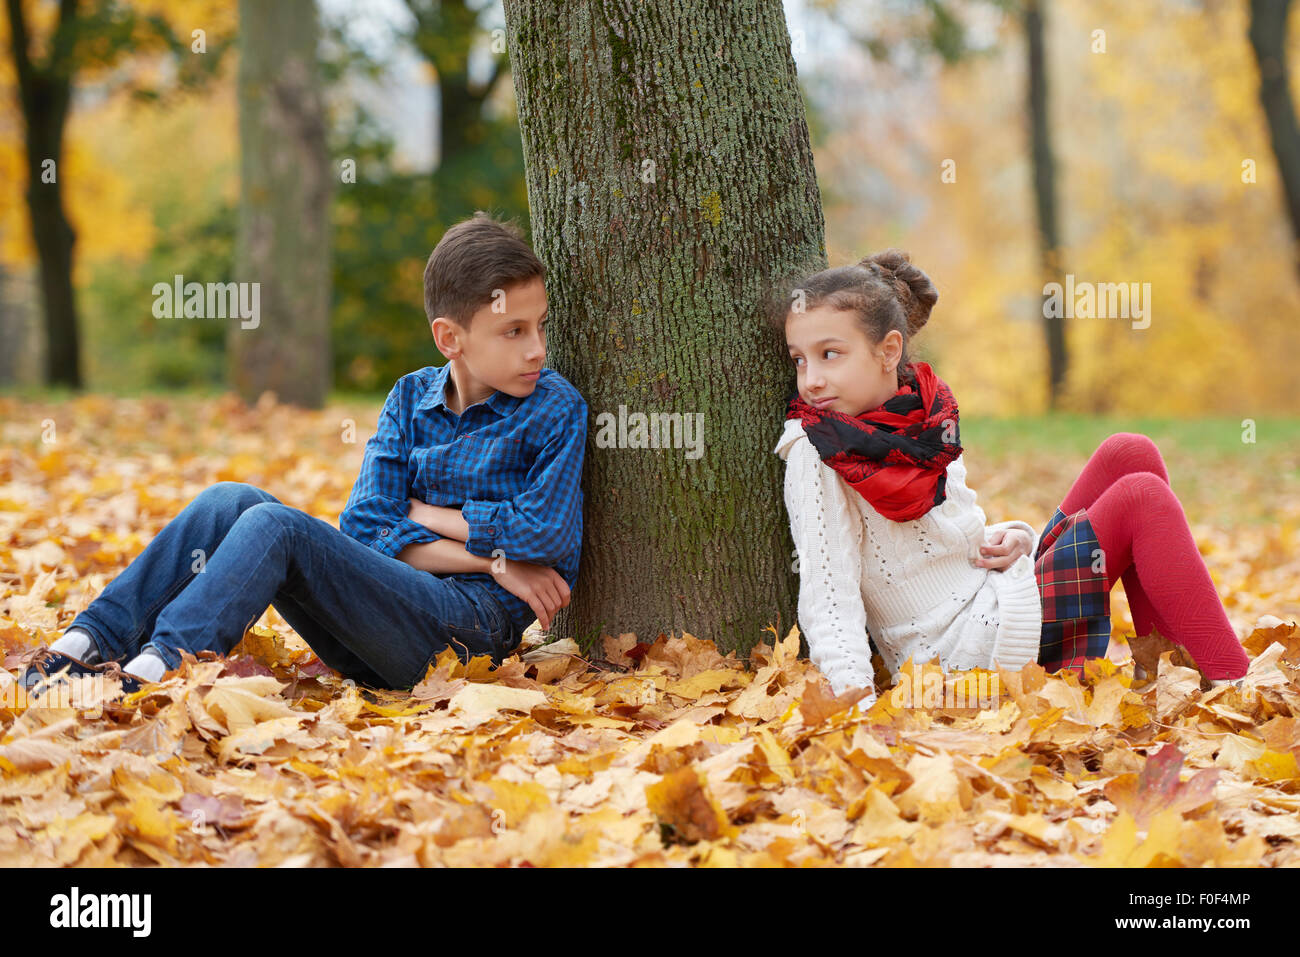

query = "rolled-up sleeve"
[
  {"left": 339, "top": 384, "right": 442, "bottom": 558},
  {"left": 461, "top": 397, "right": 587, "bottom": 566}
]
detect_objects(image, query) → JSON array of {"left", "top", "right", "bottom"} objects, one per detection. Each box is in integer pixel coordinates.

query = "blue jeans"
[{"left": 68, "top": 481, "right": 519, "bottom": 689}]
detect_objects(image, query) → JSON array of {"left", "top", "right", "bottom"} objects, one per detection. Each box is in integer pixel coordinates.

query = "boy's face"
[{"left": 432, "top": 276, "right": 548, "bottom": 408}]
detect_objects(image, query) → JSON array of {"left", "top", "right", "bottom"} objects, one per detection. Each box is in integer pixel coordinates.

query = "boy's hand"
[
  {"left": 490, "top": 557, "right": 571, "bottom": 631},
  {"left": 974, "top": 528, "right": 1034, "bottom": 570}
]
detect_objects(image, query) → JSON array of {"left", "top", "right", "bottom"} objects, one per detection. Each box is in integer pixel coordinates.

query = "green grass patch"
[{"left": 963, "top": 414, "right": 1300, "bottom": 462}]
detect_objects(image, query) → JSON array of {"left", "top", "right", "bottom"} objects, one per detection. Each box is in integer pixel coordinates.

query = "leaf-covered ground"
[{"left": 2, "top": 393, "right": 1299, "bottom": 866}]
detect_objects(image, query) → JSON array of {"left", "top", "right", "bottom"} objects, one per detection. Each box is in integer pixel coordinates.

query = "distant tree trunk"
[
  {"left": 405, "top": 0, "right": 515, "bottom": 226},
  {"left": 1248, "top": 0, "right": 1300, "bottom": 282},
  {"left": 502, "top": 0, "right": 823, "bottom": 655},
  {"left": 1025, "top": 0, "right": 1067, "bottom": 409},
  {"left": 405, "top": 0, "right": 505, "bottom": 163},
  {"left": 231, "top": 0, "right": 333, "bottom": 408},
  {"left": 5, "top": 0, "right": 82, "bottom": 390},
  {"left": 0, "top": 264, "right": 14, "bottom": 386}
]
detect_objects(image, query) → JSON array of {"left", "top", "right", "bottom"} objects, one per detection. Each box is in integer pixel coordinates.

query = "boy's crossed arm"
[
  {"left": 400, "top": 407, "right": 586, "bottom": 628},
  {"left": 397, "top": 501, "right": 570, "bottom": 630}
]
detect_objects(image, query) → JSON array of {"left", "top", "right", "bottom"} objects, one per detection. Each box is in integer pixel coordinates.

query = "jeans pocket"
[
  {"left": 487, "top": 605, "right": 519, "bottom": 661},
  {"left": 403, "top": 619, "right": 493, "bottom": 689},
  {"left": 436, "top": 592, "right": 499, "bottom": 661}
]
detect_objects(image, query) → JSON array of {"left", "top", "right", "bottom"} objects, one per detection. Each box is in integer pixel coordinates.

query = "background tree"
[
  {"left": 404, "top": 0, "right": 506, "bottom": 172},
  {"left": 502, "top": 0, "right": 824, "bottom": 654},
  {"left": 1248, "top": 0, "right": 1300, "bottom": 282},
  {"left": 231, "top": 0, "right": 333, "bottom": 408},
  {"left": 326, "top": 1, "right": 529, "bottom": 393},
  {"left": 1023, "top": 0, "right": 1066, "bottom": 408},
  {"left": 818, "top": 0, "right": 1067, "bottom": 407},
  {"left": 2, "top": 0, "right": 232, "bottom": 390}
]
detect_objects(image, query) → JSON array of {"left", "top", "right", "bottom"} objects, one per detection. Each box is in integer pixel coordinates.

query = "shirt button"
[
  {"left": 379, "top": 528, "right": 390, "bottom": 537},
  {"left": 941, "top": 499, "right": 959, "bottom": 518},
  {"left": 487, "top": 526, "right": 498, "bottom": 535}
]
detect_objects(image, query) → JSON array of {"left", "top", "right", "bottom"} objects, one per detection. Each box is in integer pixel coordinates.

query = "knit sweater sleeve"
[{"left": 783, "top": 433, "right": 878, "bottom": 700}]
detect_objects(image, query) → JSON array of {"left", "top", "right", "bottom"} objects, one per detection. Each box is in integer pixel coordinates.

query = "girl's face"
[{"left": 785, "top": 305, "right": 904, "bottom": 417}]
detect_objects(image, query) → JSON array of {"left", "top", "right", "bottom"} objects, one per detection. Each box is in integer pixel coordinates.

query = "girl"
[{"left": 773, "top": 249, "right": 1250, "bottom": 704}]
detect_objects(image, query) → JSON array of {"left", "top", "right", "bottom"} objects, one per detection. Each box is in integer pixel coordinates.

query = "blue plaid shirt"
[{"left": 339, "top": 365, "right": 587, "bottom": 637}]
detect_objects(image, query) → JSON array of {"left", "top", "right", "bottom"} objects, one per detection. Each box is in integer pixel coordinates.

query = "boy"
[{"left": 19, "top": 213, "right": 587, "bottom": 696}]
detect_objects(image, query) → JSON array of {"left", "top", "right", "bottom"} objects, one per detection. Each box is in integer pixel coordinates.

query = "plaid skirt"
[{"left": 1034, "top": 505, "right": 1112, "bottom": 676}]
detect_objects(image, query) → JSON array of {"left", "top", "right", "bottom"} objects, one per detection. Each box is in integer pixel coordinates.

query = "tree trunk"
[
  {"left": 502, "top": 0, "right": 824, "bottom": 655},
  {"left": 5, "top": 0, "right": 82, "bottom": 390},
  {"left": 0, "top": 264, "right": 15, "bottom": 386},
  {"left": 231, "top": 0, "right": 333, "bottom": 408},
  {"left": 1248, "top": 0, "right": 1300, "bottom": 282},
  {"left": 1025, "top": 0, "right": 1067, "bottom": 409}
]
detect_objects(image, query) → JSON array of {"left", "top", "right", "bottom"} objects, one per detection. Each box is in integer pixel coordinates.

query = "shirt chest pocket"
[{"left": 414, "top": 434, "right": 530, "bottom": 503}]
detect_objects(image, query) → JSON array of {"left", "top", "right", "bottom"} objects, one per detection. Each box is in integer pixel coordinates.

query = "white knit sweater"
[{"left": 775, "top": 418, "right": 1044, "bottom": 699}]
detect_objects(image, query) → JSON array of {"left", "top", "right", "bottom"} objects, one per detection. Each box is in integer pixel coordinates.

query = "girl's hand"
[{"left": 974, "top": 528, "right": 1034, "bottom": 570}]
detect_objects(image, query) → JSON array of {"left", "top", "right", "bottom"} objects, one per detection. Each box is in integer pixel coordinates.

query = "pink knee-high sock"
[
  {"left": 1119, "top": 564, "right": 1168, "bottom": 645},
  {"left": 1056, "top": 433, "right": 1248, "bottom": 679},
  {"left": 1086, "top": 474, "right": 1249, "bottom": 679},
  {"left": 1058, "top": 433, "right": 1172, "bottom": 640}
]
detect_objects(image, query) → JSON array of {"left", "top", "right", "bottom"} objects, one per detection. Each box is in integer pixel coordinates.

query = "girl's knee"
[
  {"left": 1101, "top": 432, "right": 1167, "bottom": 480},
  {"left": 1110, "top": 470, "right": 1176, "bottom": 509},
  {"left": 1100, "top": 431, "right": 1156, "bottom": 455}
]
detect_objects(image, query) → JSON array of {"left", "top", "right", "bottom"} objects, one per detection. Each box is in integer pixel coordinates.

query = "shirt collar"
[{"left": 418, "top": 363, "right": 527, "bottom": 418}]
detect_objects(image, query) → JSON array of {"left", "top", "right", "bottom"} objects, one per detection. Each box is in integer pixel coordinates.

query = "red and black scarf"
[{"left": 786, "top": 361, "right": 962, "bottom": 521}]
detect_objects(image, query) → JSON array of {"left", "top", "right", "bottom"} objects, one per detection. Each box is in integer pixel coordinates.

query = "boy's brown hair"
[{"left": 423, "top": 212, "right": 546, "bottom": 329}]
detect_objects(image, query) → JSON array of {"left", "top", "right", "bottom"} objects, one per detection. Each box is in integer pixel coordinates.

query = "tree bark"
[
  {"left": 231, "top": 0, "right": 333, "bottom": 408},
  {"left": 1248, "top": 0, "right": 1300, "bottom": 282},
  {"left": 5, "top": 0, "right": 83, "bottom": 390},
  {"left": 1025, "top": 0, "right": 1067, "bottom": 409},
  {"left": 502, "top": 0, "right": 824, "bottom": 655}
]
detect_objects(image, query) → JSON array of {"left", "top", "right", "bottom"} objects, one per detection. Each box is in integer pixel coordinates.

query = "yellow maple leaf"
[
  {"left": 1248, "top": 749, "right": 1299, "bottom": 782},
  {"left": 1094, "top": 808, "right": 1183, "bottom": 866},
  {"left": 645, "top": 766, "right": 732, "bottom": 844},
  {"left": 203, "top": 677, "right": 294, "bottom": 733},
  {"left": 488, "top": 779, "right": 551, "bottom": 828},
  {"left": 120, "top": 796, "right": 178, "bottom": 853}
]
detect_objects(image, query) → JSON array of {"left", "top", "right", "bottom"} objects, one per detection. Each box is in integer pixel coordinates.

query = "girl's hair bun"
[{"left": 858, "top": 248, "right": 937, "bottom": 335}]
